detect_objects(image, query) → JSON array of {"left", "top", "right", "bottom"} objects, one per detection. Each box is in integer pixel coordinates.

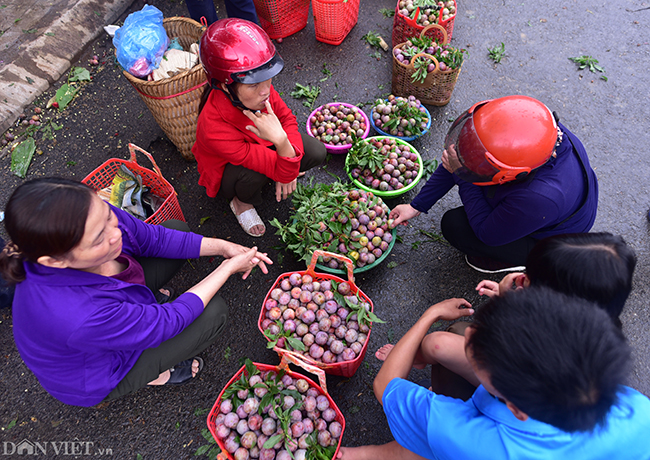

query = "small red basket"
[
  {"left": 207, "top": 357, "right": 345, "bottom": 460},
  {"left": 253, "top": 0, "right": 310, "bottom": 40},
  {"left": 313, "top": 0, "right": 361, "bottom": 45},
  {"left": 82, "top": 143, "right": 185, "bottom": 225},
  {"left": 258, "top": 251, "right": 374, "bottom": 378},
  {"left": 391, "top": 0, "right": 456, "bottom": 48}
]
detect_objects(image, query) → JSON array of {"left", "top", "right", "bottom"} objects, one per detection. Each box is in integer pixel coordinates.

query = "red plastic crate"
[
  {"left": 313, "top": 0, "right": 360, "bottom": 45},
  {"left": 82, "top": 144, "right": 185, "bottom": 225},
  {"left": 258, "top": 251, "right": 374, "bottom": 377},
  {"left": 253, "top": 0, "right": 310, "bottom": 40},
  {"left": 207, "top": 359, "right": 345, "bottom": 459}
]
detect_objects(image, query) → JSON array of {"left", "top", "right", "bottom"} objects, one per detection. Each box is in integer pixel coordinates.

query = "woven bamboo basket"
[
  {"left": 391, "top": 24, "right": 462, "bottom": 106},
  {"left": 121, "top": 17, "right": 207, "bottom": 161}
]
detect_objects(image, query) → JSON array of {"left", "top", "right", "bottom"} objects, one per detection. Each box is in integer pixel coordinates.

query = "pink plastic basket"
[{"left": 306, "top": 102, "right": 370, "bottom": 154}]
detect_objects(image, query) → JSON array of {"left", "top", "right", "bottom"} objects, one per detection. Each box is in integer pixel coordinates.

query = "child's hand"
[
  {"left": 476, "top": 279, "right": 500, "bottom": 297},
  {"left": 498, "top": 272, "right": 526, "bottom": 294}
]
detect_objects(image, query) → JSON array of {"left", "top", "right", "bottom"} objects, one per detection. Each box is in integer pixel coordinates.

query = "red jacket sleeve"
[{"left": 192, "top": 86, "right": 304, "bottom": 197}]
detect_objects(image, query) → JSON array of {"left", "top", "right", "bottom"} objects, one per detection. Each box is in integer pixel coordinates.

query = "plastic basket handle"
[
  {"left": 399, "top": 6, "right": 420, "bottom": 27},
  {"left": 128, "top": 143, "right": 164, "bottom": 178},
  {"left": 277, "top": 348, "right": 328, "bottom": 394},
  {"left": 308, "top": 250, "right": 355, "bottom": 283},
  {"left": 420, "top": 23, "right": 448, "bottom": 45}
]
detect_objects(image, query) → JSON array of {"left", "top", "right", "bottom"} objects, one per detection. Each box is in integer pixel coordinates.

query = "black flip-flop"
[
  {"left": 154, "top": 286, "right": 176, "bottom": 304},
  {"left": 166, "top": 357, "right": 204, "bottom": 386}
]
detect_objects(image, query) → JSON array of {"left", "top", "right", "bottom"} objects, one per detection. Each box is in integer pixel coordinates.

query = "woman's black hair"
[
  {"left": 526, "top": 232, "right": 636, "bottom": 328},
  {"left": 467, "top": 286, "right": 631, "bottom": 433},
  {"left": 0, "top": 177, "right": 95, "bottom": 283}
]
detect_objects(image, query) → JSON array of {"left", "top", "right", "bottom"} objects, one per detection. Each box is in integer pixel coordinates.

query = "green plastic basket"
[
  {"left": 314, "top": 226, "right": 397, "bottom": 274},
  {"left": 345, "top": 136, "right": 425, "bottom": 198}
]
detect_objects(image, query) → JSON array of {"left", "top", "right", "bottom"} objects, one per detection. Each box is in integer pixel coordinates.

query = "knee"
[
  {"left": 440, "top": 207, "right": 467, "bottom": 243},
  {"left": 422, "top": 331, "right": 457, "bottom": 359},
  {"left": 203, "top": 295, "right": 229, "bottom": 331}
]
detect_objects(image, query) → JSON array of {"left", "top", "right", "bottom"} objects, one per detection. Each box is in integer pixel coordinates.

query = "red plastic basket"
[
  {"left": 253, "top": 0, "right": 310, "bottom": 40},
  {"left": 313, "top": 0, "right": 361, "bottom": 45},
  {"left": 207, "top": 358, "right": 345, "bottom": 460},
  {"left": 258, "top": 250, "right": 374, "bottom": 377},
  {"left": 82, "top": 143, "right": 185, "bottom": 225},
  {"left": 391, "top": 0, "right": 456, "bottom": 48}
]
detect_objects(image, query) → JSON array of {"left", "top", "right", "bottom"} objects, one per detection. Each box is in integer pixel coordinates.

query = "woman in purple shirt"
[
  {"left": 389, "top": 96, "right": 598, "bottom": 273},
  {"left": 0, "top": 177, "right": 272, "bottom": 406}
]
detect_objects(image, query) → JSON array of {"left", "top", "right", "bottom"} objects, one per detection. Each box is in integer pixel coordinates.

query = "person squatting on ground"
[
  {"left": 192, "top": 19, "right": 326, "bottom": 237},
  {"left": 185, "top": 0, "right": 259, "bottom": 26},
  {"left": 0, "top": 178, "right": 272, "bottom": 407},
  {"left": 377, "top": 232, "right": 637, "bottom": 399},
  {"left": 389, "top": 95, "right": 598, "bottom": 273},
  {"left": 339, "top": 287, "right": 650, "bottom": 460}
]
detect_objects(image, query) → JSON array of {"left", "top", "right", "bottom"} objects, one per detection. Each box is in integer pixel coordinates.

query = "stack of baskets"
[
  {"left": 391, "top": 24, "right": 463, "bottom": 106},
  {"left": 121, "top": 17, "right": 206, "bottom": 161}
]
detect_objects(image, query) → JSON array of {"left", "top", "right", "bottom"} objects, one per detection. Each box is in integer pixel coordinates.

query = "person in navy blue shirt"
[
  {"left": 336, "top": 287, "right": 650, "bottom": 460},
  {"left": 389, "top": 96, "right": 598, "bottom": 273}
]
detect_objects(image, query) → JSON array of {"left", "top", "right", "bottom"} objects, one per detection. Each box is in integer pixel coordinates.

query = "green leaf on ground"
[
  {"left": 11, "top": 138, "right": 36, "bottom": 178},
  {"left": 69, "top": 66, "right": 91, "bottom": 82},
  {"left": 5, "top": 419, "right": 17, "bottom": 430},
  {"left": 194, "top": 407, "right": 209, "bottom": 416},
  {"left": 379, "top": 7, "right": 395, "bottom": 17},
  {"left": 23, "top": 28, "right": 38, "bottom": 34},
  {"left": 55, "top": 83, "right": 78, "bottom": 110},
  {"left": 487, "top": 42, "right": 505, "bottom": 64},
  {"left": 26, "top": 76, "right": 34, "bottom": 84},
  {"left": 44, "top": 32, "right": 55, "bottom": 36},
  {"left": 199, "top": 216, "right": 211, "bottom": 225}
]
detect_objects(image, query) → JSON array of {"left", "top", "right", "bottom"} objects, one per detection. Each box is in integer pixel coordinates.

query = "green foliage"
[
  {"left": 379, "top": 7, "right": 395, "bottom": 18},
  {"left": 264, "top": 321, "right": 307, "bottom": 351},
  {"left": 195, "top": 428, "right": 220, "bottom": 459},
  {"left": 290, "top": 83, "right": 321, "bottom": 108},
  {"left": 362, "top": 31, "right": 383, "bottom": 49},
  {"left": 11, "top": 137, "right": 35, "bottom": 178},
  {"left": 487, "top": 42, "right": 505, "bottom": 64},
  {"left": 346, "top": 135, "right": 385, "bottom": 173},
  {"left": 373, "top": 98, "right": 429, "bottom": 137},
  {"left": 569, "top": 55, "right": 607, "bottom": 81}
]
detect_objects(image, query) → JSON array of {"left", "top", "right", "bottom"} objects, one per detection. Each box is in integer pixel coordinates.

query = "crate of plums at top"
[
  {"left": 392, "top": 0, "right": 457, "bottom": 48},
  {"left": 270, "top": 182, "right": 397, "bottom": 274},
  {"left": 207, "top": 357, "right": 345, "bottom": 460},
  {"left": 258, "top": 250, "right": 383, "bottom": 378},
  {"left": 306, "top": 102, "right": 370, "bottom": 154}
]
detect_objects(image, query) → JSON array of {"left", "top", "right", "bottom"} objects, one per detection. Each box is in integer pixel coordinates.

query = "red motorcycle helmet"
[
  {"left": 444, "top": 95, "right": 559, "bottom": 185},
  {"left": 200, "top": 18, "right": 284, "bottom": 87}
]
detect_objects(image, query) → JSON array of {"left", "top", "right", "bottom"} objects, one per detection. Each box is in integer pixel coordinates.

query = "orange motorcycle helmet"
[{"left": 444, "top": 95, "right": 559, "bottom": 185}]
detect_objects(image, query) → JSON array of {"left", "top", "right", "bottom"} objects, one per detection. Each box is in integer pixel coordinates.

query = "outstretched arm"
[{"left": 373, "top": 298, "right": 473, "bottom": 404}]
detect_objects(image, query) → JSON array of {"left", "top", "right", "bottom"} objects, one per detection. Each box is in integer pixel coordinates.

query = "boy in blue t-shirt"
[{"left": 337, "top": 287, "right": 650, "bottom": 460}]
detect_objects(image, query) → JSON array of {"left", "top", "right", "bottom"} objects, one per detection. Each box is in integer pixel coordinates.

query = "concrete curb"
[{"left": 0, "top": 0, "right": 134, "bottom": 135}]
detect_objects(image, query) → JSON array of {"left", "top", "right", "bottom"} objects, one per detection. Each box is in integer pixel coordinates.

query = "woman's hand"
[
  {"left": 442, "top": 143, "right": 463, "bottom": 174},
  {"left": 276, "top": 178, "right": 297, "bottom": 202},
  {"left": 388, "top": 203, "right": 420, "bottom": 227},
  {"left": 243, "top": 100, "right": 288, "bottom": 147},
  {"left": 221, "top": 246, "right": 271, "bottom": 280},
  {"left": 219, "top": 242, "right": 272, "bottom": 278}
]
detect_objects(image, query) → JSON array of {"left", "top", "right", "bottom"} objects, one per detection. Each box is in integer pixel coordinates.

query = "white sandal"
[{"left": 229, "top": 200, "right": 266, "bottom": 237}]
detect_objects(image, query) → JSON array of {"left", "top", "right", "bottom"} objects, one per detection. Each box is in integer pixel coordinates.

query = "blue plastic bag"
[{"left": 113, "top": 5, "right": 170, "bottom": 78}]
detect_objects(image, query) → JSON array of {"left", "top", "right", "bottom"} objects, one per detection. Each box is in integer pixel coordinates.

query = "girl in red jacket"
[{"left": 192, "top": 18, "right": 326, "bottom": 237}]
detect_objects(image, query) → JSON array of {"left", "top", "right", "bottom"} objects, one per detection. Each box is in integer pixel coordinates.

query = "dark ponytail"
[{"left": 0, "top": 178, "right": 94, "bottom": 284}]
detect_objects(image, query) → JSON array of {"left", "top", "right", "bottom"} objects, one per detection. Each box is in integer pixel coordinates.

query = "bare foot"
[
  {"left": 147, "top": 359, "right": 201, "bottom": 385},
  {"left": 336, "top": 447, "right": 372, "bottom": 460},
  {"left": 375, "top": 344, "right": 426, "bottom": 369},
  {"left": 298, "top": 171, "right": 306, "bottom": 177},
  {"left": 230, "top": 196, "right": 265, "bottom": 236}
]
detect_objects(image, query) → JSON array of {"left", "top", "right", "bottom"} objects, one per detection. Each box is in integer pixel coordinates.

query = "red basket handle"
[
  {"left": 308, "top": 250, "right": 355, "bottom": 283},
  {"left": 127, "top": 143, "right": 164, "bottom": 178},
  {"left": 277, "top": 348, "right": 328, "bottom": 393},
  {"left": 398, "top": 6, "right": 421, "bottom": 27},
  {"left": 420, "top": 23, "right": 448, "bottom": 45}
]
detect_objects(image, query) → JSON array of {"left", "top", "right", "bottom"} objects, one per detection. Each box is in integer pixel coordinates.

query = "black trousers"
[
  {"left": 104, "top": 220, "right": 228, "bottom": 400},
  {"left": 441, "top": 206, "right": 538, "bottom": 266},
  {"left": 217, "top": 133, "right": 327, "bottom": 206}
]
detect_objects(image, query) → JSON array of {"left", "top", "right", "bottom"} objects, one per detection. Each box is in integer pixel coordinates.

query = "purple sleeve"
[
  {"left": 457, "top": 182, "right": 562, "bottom": 246},
  {"left": 113, "top": 205, "right": 203, "bottom": 259},
  {"left": 410, "top": 164, "right": 456, "bottom": 213},
  {"left": 67, "top": 292, "right": 204, "bottom": 351}
]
